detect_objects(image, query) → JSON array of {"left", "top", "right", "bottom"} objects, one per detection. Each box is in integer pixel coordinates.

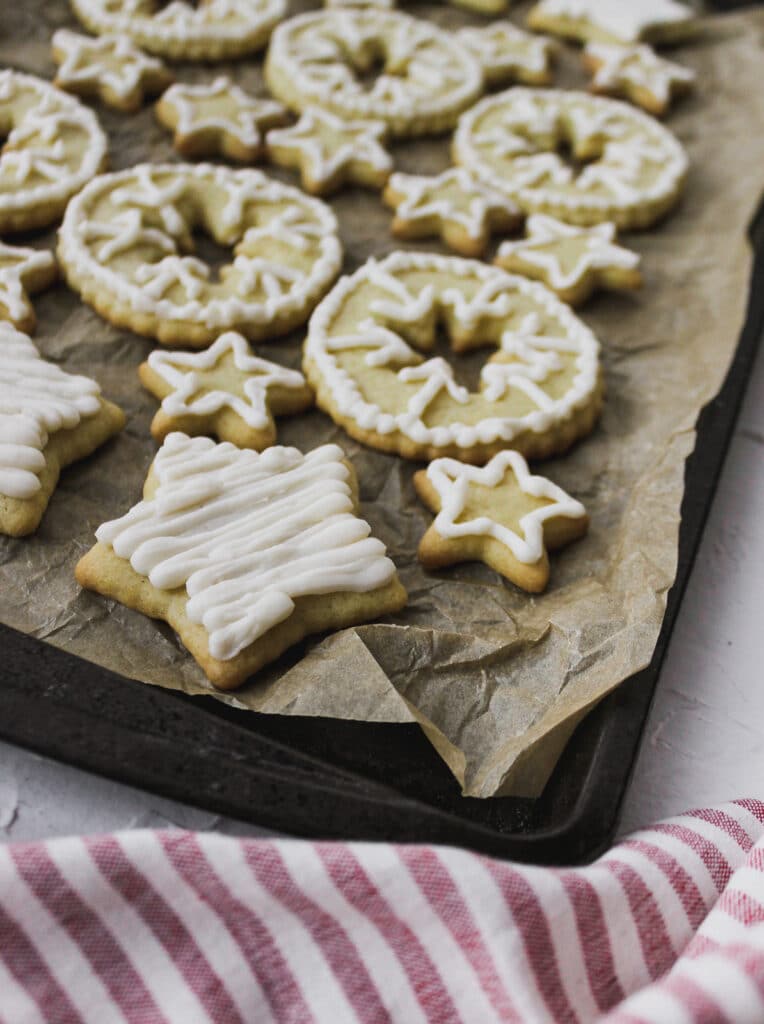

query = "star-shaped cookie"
[
  {"left": 52, "top": 29, "right": 173, "bottom": 112},
  {"left": 414, "top": 451, "right": 588, "bottom": 593},
  {"left": 494, "top": 215, "right": 641, "bottom": 306},
  {"left": 526, "top": 0, "right": 697, "bottom": 45},
  {"left": 155, "top": 77, "right": 289, "bottom": 162},
  {"left": 457, "top": 22, "right": 556, "bottom": 87},
  {"left": 584, "top": 42, "right": 696, "bottom": 117},
  {"left": 382, "top": 167, "right": 522, "bottom": 257},
  {"left": 139, "top": 331, "right": 313, "bottom": 449},
  {"left": 266, "top": 107, "right": 393, "bottom": 196},
  {"left": 0, "top": 243, "right": 58, "bottom": 333}
]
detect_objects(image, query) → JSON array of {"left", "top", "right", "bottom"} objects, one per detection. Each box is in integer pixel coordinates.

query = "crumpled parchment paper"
[{"left": 1, "top": 2, "right": 763, "bottom": 798}]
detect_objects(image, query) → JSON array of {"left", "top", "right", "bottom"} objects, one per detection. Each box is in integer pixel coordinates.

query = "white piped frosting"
[
  {"left": 146, "top": 331, "right": 308, "bottom": 429},
  {"left": 0, "top": 324, "right": 101, "bottom": 499},
  {"left": 58, "top": 163, "right": 342, "bottom": 337},
  {"left": 426, "top": 451, "right": 586, "bottom": 563},
  {"left": 0, "top": 70, "right": 107, "bottom": 227},
  {"left": 95, "top": 435, "right": 398, "bottom": 661},
  {"left": 453, "top": 87, "right": 688, "bottom": 229},
  {"left": 304, "top": 251, "right": 601, "bottom": 456}
]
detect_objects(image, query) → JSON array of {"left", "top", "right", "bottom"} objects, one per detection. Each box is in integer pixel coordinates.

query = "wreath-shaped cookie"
[
  {"left": 58, "top": 163, "right": 342, "bottom": 347},
  {"left": 68, "top": 0, "right": 286, "bottom": 60},
  {"left": 264, "top": 9, "right": 483, "bottom": 136},
  {"left": 303, "top": 251, "right": 602, "bottom": 463},
  {"left": 453, "top": 86, "right": 688, "bottom": 229},
  {"left": 0, "top": 70, "right": 108, "bottom": 233}
]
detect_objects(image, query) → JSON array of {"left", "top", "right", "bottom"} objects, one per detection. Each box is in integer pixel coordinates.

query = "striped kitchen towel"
[{"left": 2, "top": 799, "right": 764, "bottom": 1023}]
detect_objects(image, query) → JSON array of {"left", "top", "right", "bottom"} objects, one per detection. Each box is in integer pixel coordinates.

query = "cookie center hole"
[
  {"left": 190, "top": 230, "right": 232, "bottom": 283},
  {"left": 556, "top": 137, "right": 599, "bottom": 174},
  {"left": 426, "top": 328, "right": 491, "bottom": 394}
]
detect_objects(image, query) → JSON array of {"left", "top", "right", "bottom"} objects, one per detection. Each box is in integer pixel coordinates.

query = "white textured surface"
[{"left": 0, "top": 336, "right": 762, "bottom": 847}]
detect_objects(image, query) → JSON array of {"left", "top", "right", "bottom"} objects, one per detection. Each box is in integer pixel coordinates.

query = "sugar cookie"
[
  {"left": 415, "top": 451, "right": 588, "bottom": 592},
  {"left": 453, "top": 87, "right": 688, "bottom": 230},
  {"left": 264, "top": 9, "right": 483, "bottom": 137},
  {"left": 139, "top": 330, "right": 313, "bottom": 447},
  {"left": 303, "top": 251, "right": 603, "bottom": 464},
  {"left": 76, "top": 435, "right": 407, "bottom": 689},
  {"left": 266, "top": 107, "right": 392, "bottom": 196},
  {"left": 52, "top": 29, "right": 173, "bottom": 113},
  {"left": 155, "top": 77, "right": 288, "bottom": 162},
  {"left": 382, "top": 167, "right": 522, "bottom": 258},
  {"left": 457, "top": 22, "right": 555, "bottom": 87},
  {"left": 526, "top": 0, "right": 697, "bottom": 46},
  {"left": 0, "top": 243, "right": 58, "bottom": 334},
  {"left": 58, "top": 163, "right": 342, "bottom": 347},
  {"left": 0, "top": 324, "right": 125, "bottom": 537},
  {"left": 584, "top": 42, "right": 696, "bottom": 117},
  {"left": 0, "top": 70, "right": 108, "bottom": 234},
  {"left": 69, "top": 0, "right": 286, "bottom": 60},
  {"left": 325, "top": 0, "right": 394, "bottom": 7},
  {"left": 495, "top": 215, "right": 641, "bottom": 306}
]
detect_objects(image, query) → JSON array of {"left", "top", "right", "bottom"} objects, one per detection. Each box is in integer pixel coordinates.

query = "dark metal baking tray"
[
  {"left": 1, "top": 191, "right": 762, "bottom": 865},
  {"left": 2, "top": 0, "right": 761, "bottom": 858}
]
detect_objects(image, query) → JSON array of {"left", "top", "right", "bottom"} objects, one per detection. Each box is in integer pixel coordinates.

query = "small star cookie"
[
  {"left": 494, "top": 215, "right": 641, "bottom": 306},
  {"left": 457, "top": 22, "right": 556, "bottom": 87},
  {"left": 382, "top": 167, "right": 522, "bottom": 258},
  {"left": 526, "top": 0, "right": 697, "bottom": 46},
  {"left": 266, "top": 107, "right": 393, "bottom": 196},
  {"left": 0, "top": 243, "right": 58, "bottom": 333},
  {"left": 584, "top": 42, "right": 696, "bottom": 117},
  {"left": 414, "top": 451, "right": 588, "bottom": 593},
  {"left": 52, "top": 29, "right": 173, "bottom": 113},
  {"left": 155, "top": 77, "right": 289, "bottom": 163},
  {"left": 139, "top": 331, "right": 313, "bottom": 449}
]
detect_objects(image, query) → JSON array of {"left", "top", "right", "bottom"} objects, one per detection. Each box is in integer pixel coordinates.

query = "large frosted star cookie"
[
  {"left": 0, "top": 243, "right": 58, "bottom": 333},
  {"left": 264, "top": 9, "right": 483, "bottom": 137},
  {"left": 526, "top": 0, "right": 697, "bottom": 45},
  {"left": 140, "top": 330, "right": 313, "bottom": 447},
  {"left": 303, "top": 251, "right": 603, "bottom": 464},
  {"left": 52, "top": 29, "right": 173, "bottom": 112},
  {"left": 415, "top": 451, "right": 588, "bottom": 593},
  {"left": 495, "top": 215, "right": 641, "bottom": 306},
  {"left": 76, "top": 435, "right": 407, "bottom": 689},
  {"left": 457, "top": 22, "right": 555, "bottom": 87},
  {"left": 69, "top": 0, "right": 286, "bottom": 60},
  {"left": 156, "top": 77, "right": 288, "bottom": 163},
  {"left": 0, "top": 324, "right": 125, "bottom": 537},
  {"left": 584, "top": 43, "right": 696, "bottom": 117},
  {"left": 383, "top": 167, "right": 521, "bottom": 258},
  {"left": 453, "top": 87, "right": 688, "bottom": 230},
  {"left": 0, "top": 70, "right": 108, "bottom": 233},
  {"left": 266, "top": 107, "right": 393, "bottom": 196},
  {"left": 58, "top": 163, "right": 342, "bottom": 347}
]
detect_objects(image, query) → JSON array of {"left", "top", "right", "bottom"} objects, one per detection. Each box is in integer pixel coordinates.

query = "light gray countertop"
[{"left": 1, "top": 331, "right": 762, "bottom": 851}]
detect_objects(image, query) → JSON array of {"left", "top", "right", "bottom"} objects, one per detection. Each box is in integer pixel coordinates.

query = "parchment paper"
[{"left": 1, "top": 1, "right": 762, "bottom": 798}]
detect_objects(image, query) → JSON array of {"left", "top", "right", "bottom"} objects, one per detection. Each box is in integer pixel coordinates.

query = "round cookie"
[
  {"left": 264, "top": 9, "right": 483, "bottom": 137},
  {"left": 453, "top": 86, "right": 688, "bottom": 230},
  {"left": 303, "top": 251, "right": 603, "bottom": 464},
  {"left": 0, "top": 70, "right": 108, "bottom": 234},
  {"left": 58, "top": 163, "right": 342, "bottom": 347},
  {"left": 68, "top": 0, "right": 286, "bottom": 60}
]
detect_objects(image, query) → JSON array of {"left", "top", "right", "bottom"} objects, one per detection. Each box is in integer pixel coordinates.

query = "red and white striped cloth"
[{"left": 2, "top": 799, "right": 764, "bottom": 1023}]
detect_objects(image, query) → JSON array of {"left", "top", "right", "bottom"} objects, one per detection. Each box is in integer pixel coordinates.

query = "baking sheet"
[{"left": 1, "top": 1, "right": 763, "bottom": 798}]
